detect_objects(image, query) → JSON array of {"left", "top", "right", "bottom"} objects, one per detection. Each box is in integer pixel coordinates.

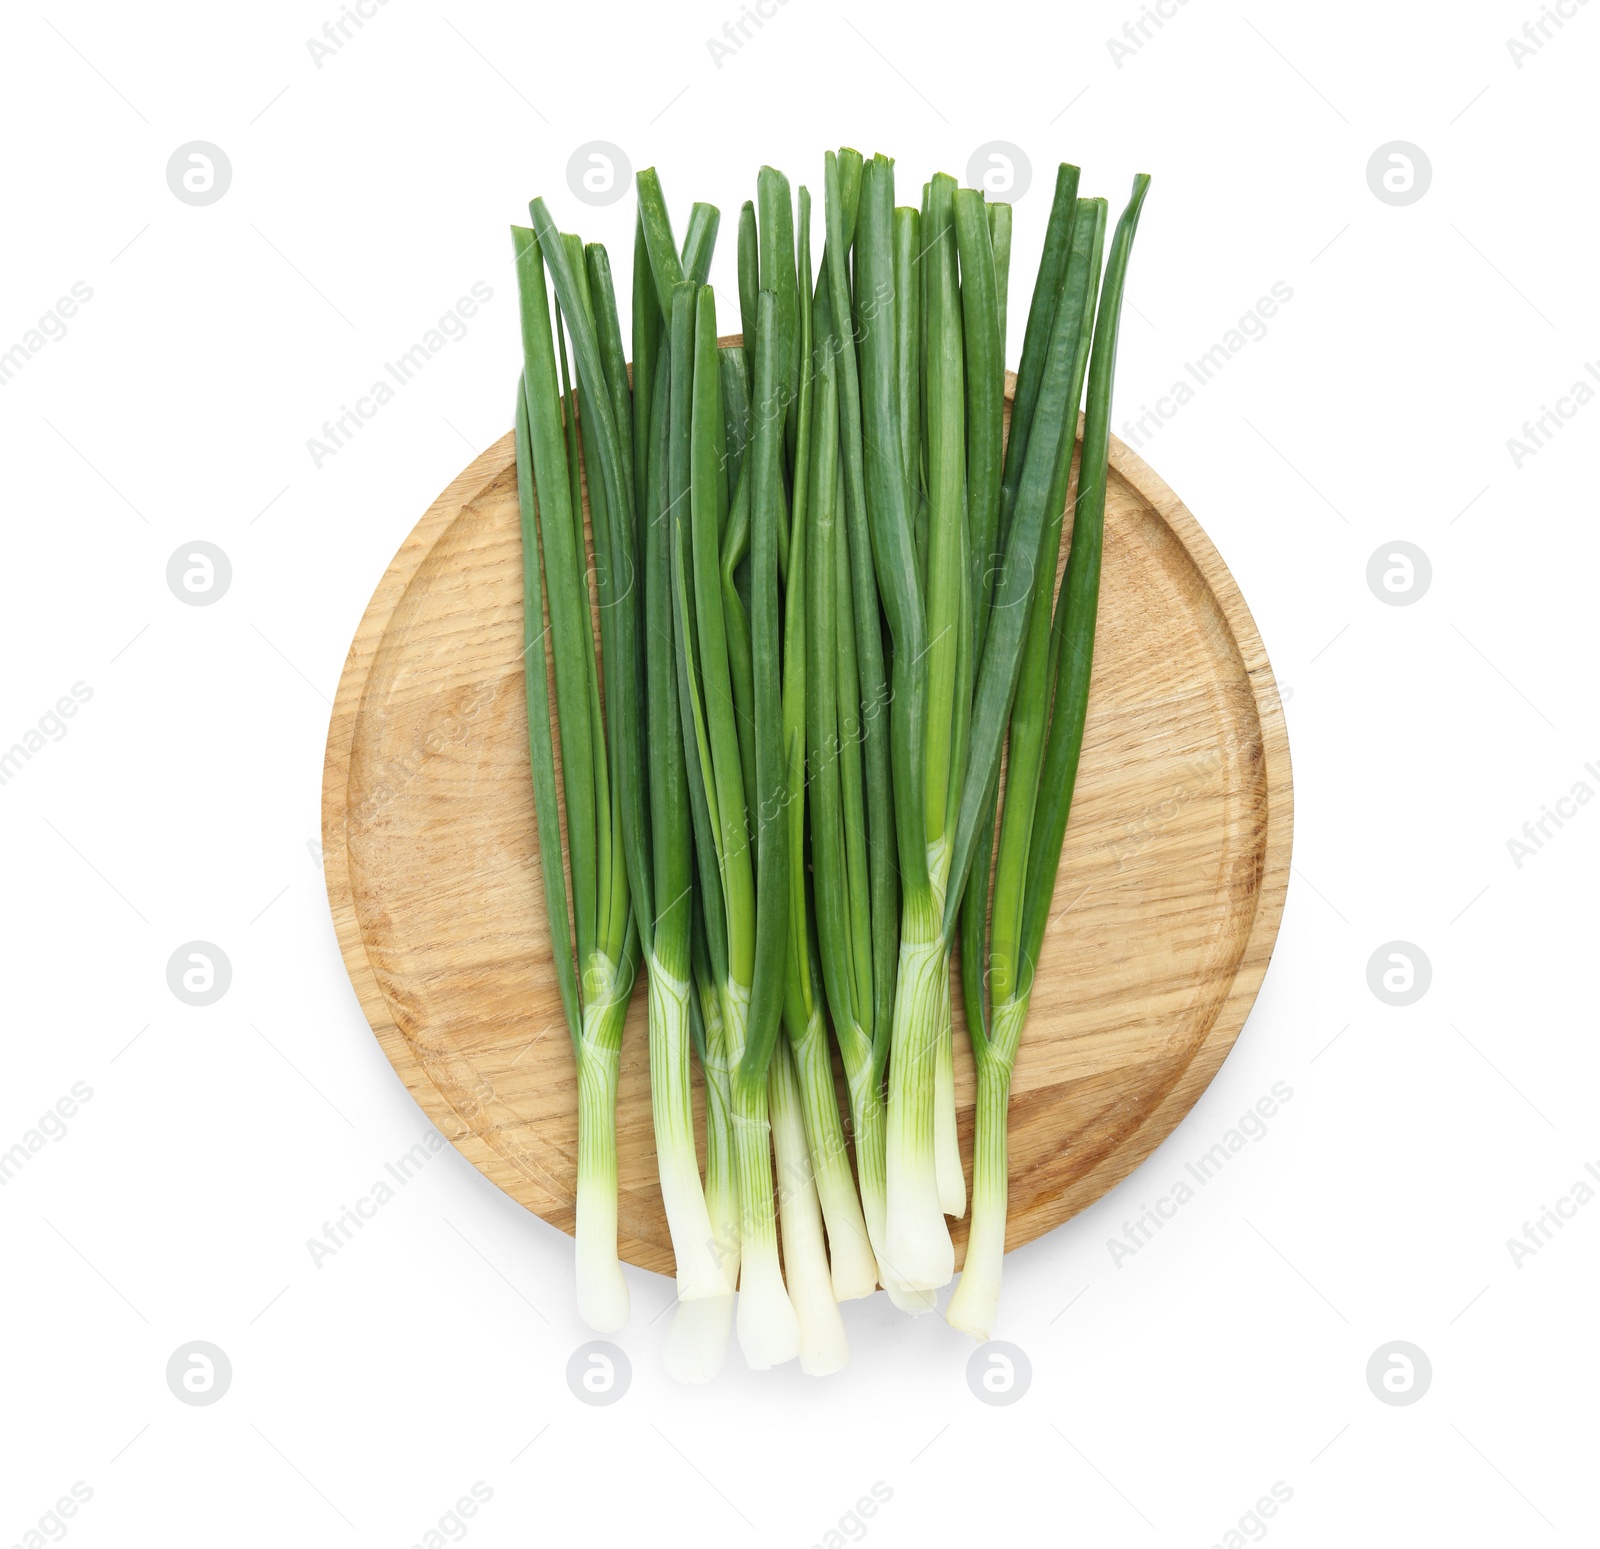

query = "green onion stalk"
[
  {"left": 835, "top": 154, "right": 974, "bottom": 1295},
  {"left": 665, "top": 274, "right": 745, "bottom": 1311},
  {"left": 806, "top": 151, "right": 920, "bottom": 1306},
  {"left": 825, "top": 151, "right": 934, "bottom": 1299},
  {"left": 915, "top": 174, "right": 972, "bottom": 1227},
  {"left": 623, "top": 177, "right": 757, "bottom": 1380},
  {"left": 671, "top": 275, "right": 800, "bottom": 1369},
  {"left": 511, "top": 227, "right": 640, "bottom": 1332},
  {"left": 805, "top": 283, "right": 885, "bottom": 1275},
  {"left": 947, "top": 175, "right": 1149, "bottom": 1340},
  {"left": 761, "top": 174, "right": 881, "bottom": 1305},
  {"left": 855, "top": 155, "right": 1131, "bottom": 1300},
  {"left": 527, "top": 186, "right": 740, "bottom": 1353},
  {"left": 931, "top": 182, "right": 1011, "bottom": 1224},
  {"left": 627, "top": 175, "right": 752, "bottom": 1331}
]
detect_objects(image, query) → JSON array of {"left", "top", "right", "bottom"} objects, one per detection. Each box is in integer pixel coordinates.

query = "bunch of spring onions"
[{"left": 512, "top": 150, "right": 1147, "bottom": 1376}]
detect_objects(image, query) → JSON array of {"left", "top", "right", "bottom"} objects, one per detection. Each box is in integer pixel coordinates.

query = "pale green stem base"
[
  {"left": 849, "top": 1063, "right": 937, "bottom": 1311},
  {"left": 701, "top": 1043, "right": 740, "bottom": 1293},
  {"left": 574, "top": 983, "right": 630, "bottom": 1333},
  {"left": 845, "top": 1053, "right": 932, "bottom": 1309},
  {"left": 732, "top": 1106, "right": 801, "bottom": 1369},
  {"left": 771, "top": 1039, "right": 849, "bottom": 1374},
  {"left": 886, "top": 927, "right": 955, "bottom": 1291},
  {"left": 843, "top": 1054, "right": 888, "bottom": 1274},
  {"left": 946, "top": 998, "right": 1025, "bottom": 1340},
  {"left": 647, "top": 962, "right": 727, "bottom": 1303},
  {"left": 792, "top": 1010, "right": 879, "bottom": 1299},
  {"left": 933, "top": 953, "right": 967, "bottom": 1219},
  {"left": 724, "top": 982, "right": 800, "bottom": 1369}
]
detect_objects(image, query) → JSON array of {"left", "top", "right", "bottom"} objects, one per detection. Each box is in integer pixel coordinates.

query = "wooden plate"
[{"left": 321, "top": 362, "right": 1292, "bottom": 1276}]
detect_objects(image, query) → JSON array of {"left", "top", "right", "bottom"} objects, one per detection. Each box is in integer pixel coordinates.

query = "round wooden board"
[{"left": 321, "top": 360, "right": 1292, "bottom": 1277}]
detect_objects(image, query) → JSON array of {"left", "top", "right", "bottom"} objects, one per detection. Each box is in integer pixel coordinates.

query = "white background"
[{"left": 2, "top": 1, "right": 1596, "bottom": 1544}]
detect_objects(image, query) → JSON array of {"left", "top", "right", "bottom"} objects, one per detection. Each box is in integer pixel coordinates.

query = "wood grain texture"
[{"left": 321, "top": 355, "right": 1292, "bottom": 1278}]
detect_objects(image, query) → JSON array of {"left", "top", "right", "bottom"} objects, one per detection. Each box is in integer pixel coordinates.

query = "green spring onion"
[
  {"left": 513, "top": 151, "right": 1151, "bottom": 1364},
  {"left": 511, "top": 227, "right": 639, "bottom": 1331},
  {"left": 948, "top": 175, "right": 1149, "bottom": 1340},
  {"left": 777, "top": 181, "right": 879, "bottom": 1304}
]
